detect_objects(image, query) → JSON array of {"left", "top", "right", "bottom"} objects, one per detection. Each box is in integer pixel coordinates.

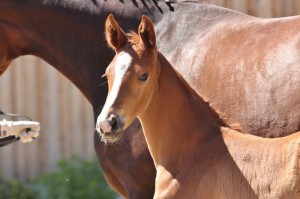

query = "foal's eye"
[{"left": 139, "top": 73, "right": 149, "bottom": 82}]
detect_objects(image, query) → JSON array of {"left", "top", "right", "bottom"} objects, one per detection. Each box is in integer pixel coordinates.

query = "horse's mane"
[{"left": 127, "top": 31, "right": 140, "bottom": 46}]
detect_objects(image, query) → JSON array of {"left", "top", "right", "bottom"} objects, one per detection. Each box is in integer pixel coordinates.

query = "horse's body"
[
  {"left": 0, "top": 1, "right": 299, "bottom": 198},
  {"left": 156, "top": 4, "right": 300, "bottom": 137},
  {"left": 98, "top": 15, "right": 300, "bottom": 198}
]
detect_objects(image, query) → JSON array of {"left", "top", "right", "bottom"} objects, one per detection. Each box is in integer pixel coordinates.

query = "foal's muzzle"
[{"left": 97, "top": 114, "right": 124, "bottom": 142}]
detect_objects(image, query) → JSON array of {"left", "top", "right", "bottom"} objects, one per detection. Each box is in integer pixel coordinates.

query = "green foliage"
[
  {"left": 0, "top": 157, "right": 116, "bottom": 199},
  {"left": 0, "top": 176, "right": 35, "bottom": 199}
]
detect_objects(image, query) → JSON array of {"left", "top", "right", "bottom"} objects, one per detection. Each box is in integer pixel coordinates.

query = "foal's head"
[{"left": 96, "top": 14, "right": 160, "bottom": 143}]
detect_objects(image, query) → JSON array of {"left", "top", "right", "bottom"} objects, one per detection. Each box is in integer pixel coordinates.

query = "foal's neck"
[{"left": 139, "top": 52, "right": 224, "bottom": 168}]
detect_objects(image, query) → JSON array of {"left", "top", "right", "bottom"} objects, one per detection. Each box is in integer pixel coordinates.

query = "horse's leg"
[{"left": 94, "top": 119, "right": 156, "bottom": 199}]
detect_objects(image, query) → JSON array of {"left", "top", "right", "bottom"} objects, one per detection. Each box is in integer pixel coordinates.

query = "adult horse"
[
  {"left": 0, "top": 1, "right": 299, "bottom": 198},
  {"left": 98, "top": 14, "right": 300, "bottom": 199}
]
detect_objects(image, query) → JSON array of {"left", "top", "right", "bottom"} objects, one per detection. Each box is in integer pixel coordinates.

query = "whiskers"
[
  {"left": 94, "top": 105, "right": 104, "bottom": 119},
  {"left": 94, "top": 77, "right": 107, "bottom": 118},
  {"left": 95, "top": 131, "right": 107, "bottom": 144},
  {"left": 94, "top": 129, "right": 128, "bottom": 151},
  {"left": 98, "top": 80, "right": 108, "bottom": 87},
  {"left": 98, "top": 73, "right": 108, "bottom": 88},
  {"left": 104, "top": 133, "right": 128, "bottom": 152}
]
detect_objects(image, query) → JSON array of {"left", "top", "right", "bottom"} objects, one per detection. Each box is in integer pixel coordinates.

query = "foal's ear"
[
  {"left": 105, "top": 14, "right": 128, "bottom": 51},
  {"left": 138, "top": 15, "right": 156, "bottom": 50}
]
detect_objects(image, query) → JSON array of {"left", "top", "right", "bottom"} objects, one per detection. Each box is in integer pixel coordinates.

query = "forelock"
[{"left": 127, "top": 31, "right": 140, "bottom": 46}]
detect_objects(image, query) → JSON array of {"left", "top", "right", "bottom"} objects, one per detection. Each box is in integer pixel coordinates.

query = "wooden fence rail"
[{"left": 0, "top": 0, "right": 299, "bottom": 180}]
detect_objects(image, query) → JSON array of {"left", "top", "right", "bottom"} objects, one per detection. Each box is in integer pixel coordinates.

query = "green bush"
[
  {"left": 0, "top": 176, "right": 35, "bottom": 199},
  {"left": 0, "top": 157, "right": 116, "bottom": 199}
]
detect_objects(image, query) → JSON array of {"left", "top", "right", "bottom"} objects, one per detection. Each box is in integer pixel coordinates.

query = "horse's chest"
[
  {"left": 154, "top": 166, "right": 209, "bottom": 199},
  {"left": 154, "top": 167, "right": 188, "bottom": 199}
]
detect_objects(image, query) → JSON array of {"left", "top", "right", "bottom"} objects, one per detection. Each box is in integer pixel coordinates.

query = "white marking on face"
[{"left": 96, "top": 52, "right": 132, "bottom": 131}]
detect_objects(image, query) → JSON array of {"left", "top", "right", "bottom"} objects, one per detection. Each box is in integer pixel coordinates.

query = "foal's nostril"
[
  {"left": 110, "top": 115, "right": 119, "bottom": 132},
  {"left": 111, "top": 116, "right": 116, "bottom": 126},
  {"left": 98, "top": 114, "right": 121, "bottom": 135}
]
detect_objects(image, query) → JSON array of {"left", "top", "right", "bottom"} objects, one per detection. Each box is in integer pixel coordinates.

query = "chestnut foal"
[{"left": 97, "top": 15, "right": 300, "bottom": 199}]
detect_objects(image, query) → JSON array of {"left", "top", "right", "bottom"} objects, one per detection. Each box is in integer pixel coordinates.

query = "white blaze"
[{"left": 96, "top": 52, "right": 132, "bottom": 132}]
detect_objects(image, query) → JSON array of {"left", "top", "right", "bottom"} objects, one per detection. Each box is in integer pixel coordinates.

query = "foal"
[{"left": 97, "top": 15, "right": 300, "bottom": 199}]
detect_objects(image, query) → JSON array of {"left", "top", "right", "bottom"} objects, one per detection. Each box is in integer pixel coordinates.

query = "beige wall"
[
  {"left": 0, "top": 0, "right": 299, "bottom": 180},
  {"left": 0, "top": 57, "right": 94, "bottom": 180}
]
